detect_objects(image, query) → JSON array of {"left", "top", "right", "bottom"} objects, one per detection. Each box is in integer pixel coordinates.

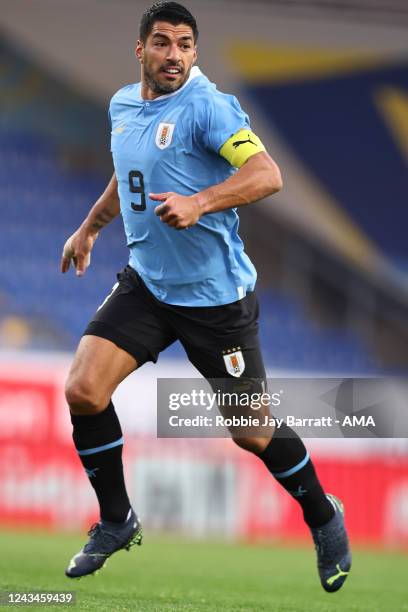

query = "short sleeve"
[{"left": 202, "top": 91, "right": 250, "bottom": 154}]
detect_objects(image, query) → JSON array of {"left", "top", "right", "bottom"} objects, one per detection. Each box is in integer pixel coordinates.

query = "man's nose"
[{"left": 167, "top": 43, "right": 181, "bottom": 63}]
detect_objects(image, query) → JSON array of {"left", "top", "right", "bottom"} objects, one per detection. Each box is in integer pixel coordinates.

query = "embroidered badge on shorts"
[
  {"left": 155, "top": 122, "right": 175, "bottom": 149},
  {"left": 223, "top": 347, "right": 245, "bottom": 377}
]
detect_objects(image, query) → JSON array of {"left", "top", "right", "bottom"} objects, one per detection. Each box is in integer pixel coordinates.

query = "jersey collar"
[{"left": 136, "top": 66, "right": 202, "bottom": 103}]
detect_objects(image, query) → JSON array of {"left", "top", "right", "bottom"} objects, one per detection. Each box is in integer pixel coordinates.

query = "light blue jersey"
[{"left": 109, "top": 66, "right": 257, "bottom": 306}]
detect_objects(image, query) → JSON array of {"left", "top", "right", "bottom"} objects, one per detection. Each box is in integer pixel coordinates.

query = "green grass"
[{"left": 0, "top": 530, "right": 407, "bottom": 611}]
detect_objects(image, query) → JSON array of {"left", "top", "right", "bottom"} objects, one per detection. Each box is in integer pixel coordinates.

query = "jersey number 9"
[{"left": 129, "top": 170, "right": 146, "bottom": 212}]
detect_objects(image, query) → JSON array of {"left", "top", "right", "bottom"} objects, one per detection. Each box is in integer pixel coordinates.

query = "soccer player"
[{"left": 61, "top": 1, "right": 351, "bottom": 591}]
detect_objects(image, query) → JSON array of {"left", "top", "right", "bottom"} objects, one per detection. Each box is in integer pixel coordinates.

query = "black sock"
[
  {"left": 71, "top": 401, "right": 130, "bottom": 523},
  {"left": 258, "top": 422, "right": 334, "bottom": 528}
]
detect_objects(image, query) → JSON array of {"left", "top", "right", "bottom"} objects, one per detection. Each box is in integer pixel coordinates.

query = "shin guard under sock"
[
  {"left": 258, "top": 422, "right": 334, "bottom": 527},
  {"left": 71, "top": 401, "right": 130, "bottom": 523}
]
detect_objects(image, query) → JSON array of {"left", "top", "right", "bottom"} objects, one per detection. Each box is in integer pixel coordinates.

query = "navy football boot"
[
  {"left": 310, "top": 494, "right": 352, "bottom": 592},
  {"left": 65, "top": 508, "right": 142, "bottom": 578}
]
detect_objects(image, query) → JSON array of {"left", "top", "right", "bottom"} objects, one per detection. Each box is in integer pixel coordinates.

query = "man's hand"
[
  {"left": 60, "top": 227, "right": 98, "bottom": 276},
  {"left": 150, "top": 192, "right": 202, "bottom": 230}
]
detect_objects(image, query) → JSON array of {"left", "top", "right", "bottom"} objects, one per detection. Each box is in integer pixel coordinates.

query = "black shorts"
[{"left": 84, "top": 266, "right": 266, "bottom": 382}]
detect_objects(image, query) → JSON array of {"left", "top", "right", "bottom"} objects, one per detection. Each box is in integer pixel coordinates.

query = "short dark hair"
[{"left": 139, "top": 2, "right": 198, "bottom": 43}]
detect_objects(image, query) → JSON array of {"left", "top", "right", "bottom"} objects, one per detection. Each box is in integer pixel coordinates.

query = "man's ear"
[
  {"left": 135, "top": 39, "right": 143, "bottom": 62},
  {"left": 192, "top": 46, "right": 198, "bottom": 65}
]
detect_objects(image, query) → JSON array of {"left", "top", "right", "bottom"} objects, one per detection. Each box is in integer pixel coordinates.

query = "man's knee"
[
  {"left": 65, "top": 377, "right": 108, "bottom": 415},
  {"left": 232, "top": 435, "right": 272, "bottom": 455}
]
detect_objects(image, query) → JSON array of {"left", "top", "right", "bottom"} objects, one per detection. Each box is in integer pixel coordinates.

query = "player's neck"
[{"left": 140, "top": 81, "right": 163, "bottom": 100}]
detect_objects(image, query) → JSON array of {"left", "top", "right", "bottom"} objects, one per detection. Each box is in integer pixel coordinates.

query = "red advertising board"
[{"left": 0, "top": 362, "right": 407, "bottom": 548}]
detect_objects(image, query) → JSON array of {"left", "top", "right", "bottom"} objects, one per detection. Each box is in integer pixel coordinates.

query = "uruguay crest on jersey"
[{"left": 155, "top": 122, "right": 175, "bottom": 149}]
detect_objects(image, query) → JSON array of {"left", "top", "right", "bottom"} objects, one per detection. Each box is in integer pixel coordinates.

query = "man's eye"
[{"left": 155, "top": 42, "right": 166, "bottom": 47}]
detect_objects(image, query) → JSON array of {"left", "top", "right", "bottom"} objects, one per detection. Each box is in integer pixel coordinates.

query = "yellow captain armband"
[{"left": 219, "top": 129, "right": 266, "bottom": 168}]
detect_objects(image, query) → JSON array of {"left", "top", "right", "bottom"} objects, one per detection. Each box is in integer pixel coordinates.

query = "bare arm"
[
  {"left": 195, "top": 151, "right": 282, "bottom": 214},
  {"left": 61, "top": 172, "right": 120, "bottom": 276},
  {"left": 150, "top": 152, "right": 283, "bottom": 229},
  {"left": 83, "top": 172, "right": 120, "bottom": 233}
]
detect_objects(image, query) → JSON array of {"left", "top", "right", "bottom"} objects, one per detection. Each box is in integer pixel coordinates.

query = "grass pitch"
[{"left": 1, "top": 529, "right": 407, "bottom": 611}]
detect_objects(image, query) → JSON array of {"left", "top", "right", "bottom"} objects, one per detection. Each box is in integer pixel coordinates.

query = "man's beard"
[{"left": 143, "top": 62, "right": 191, "bottom": 96}]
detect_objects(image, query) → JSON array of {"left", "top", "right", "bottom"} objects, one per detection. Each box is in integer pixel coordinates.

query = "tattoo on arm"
[{"left": 90, "top": 210, "right": 116, "bottom": 231}]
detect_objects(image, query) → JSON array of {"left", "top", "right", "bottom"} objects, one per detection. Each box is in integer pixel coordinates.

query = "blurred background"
[{"left": 0, "top": 0, "right": 408, "bottom": 552}]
